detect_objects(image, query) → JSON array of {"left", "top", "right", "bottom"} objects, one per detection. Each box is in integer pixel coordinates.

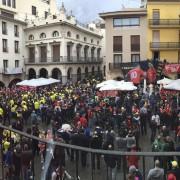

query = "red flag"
[
  {"left": 147, "top": 67, "right": 156, "bottom": 83},
  {"left": 128, "top": 68, "right": 145, "bottom": 84}
]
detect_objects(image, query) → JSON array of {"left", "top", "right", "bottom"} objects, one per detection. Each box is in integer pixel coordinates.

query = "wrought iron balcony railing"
[
  {"left": 25, "top": 56, "right": 103, "bottom": 65},
  {"left": 150, "top": 42, "right": 180, "bottom": 49},
  {"left": 109, "top": 62, "right": 139, "bottom": 71},
  {"left": 149, "top": 19, "right": 180, "bottom": 27}
]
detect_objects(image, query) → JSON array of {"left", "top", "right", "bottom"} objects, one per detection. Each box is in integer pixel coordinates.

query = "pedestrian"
[{"left": 147, "top": 160, "right": 164, "bottom": 180}]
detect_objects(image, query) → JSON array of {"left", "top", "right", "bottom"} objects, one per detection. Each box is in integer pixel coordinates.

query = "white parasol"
[{"left": 157, "top": 77, "right": 173, "bottom": 85}]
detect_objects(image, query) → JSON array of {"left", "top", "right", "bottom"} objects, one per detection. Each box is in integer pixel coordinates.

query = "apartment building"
[
  {"left": 0, "top": 0, "right": 104, "bottom": 87},
  {"left": 147, "top": 0, "right": 180, "bottom": 63},
  {"left": 24, "top": 4, "right": 103, "bottom": 83},
  {"left": 99, "top": 8, "right": 147, "bottom": 79}
]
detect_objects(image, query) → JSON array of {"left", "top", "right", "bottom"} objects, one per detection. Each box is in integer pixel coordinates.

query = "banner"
[{"left": 164, "top": 64, "right": 180, "bottom": 74}]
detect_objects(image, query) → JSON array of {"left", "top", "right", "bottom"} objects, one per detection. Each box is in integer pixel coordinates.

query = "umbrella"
[
  {"left": 96, "top": 80, "right": 118, "bottom": 88},
  {"left": 157, "top": 77, "right": 173, "bottom": 85},
  {"left": 164, "top": 79, "right": 180, "bottom": 91},
  {"left": 99, "top": 81, "right": 137, "bottom": 91}
]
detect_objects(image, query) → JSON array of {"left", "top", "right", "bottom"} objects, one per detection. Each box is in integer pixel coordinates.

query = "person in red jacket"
[
  {"left": 80, "top": 114, "right": 87, "bottom": 128},
  {"left": 127, "top": 145, "right": 139, "bottom": 169}
]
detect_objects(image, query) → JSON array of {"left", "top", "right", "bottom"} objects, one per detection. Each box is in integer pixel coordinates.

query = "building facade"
[
  {"left": 0, "top": 0, "right": 103, "bottom": 87},
  {"left": 147, "top": 0, "right": 180, "bottom": 63},
  {"left": 99, "top": 8, "right": 147, "bottom": 79}
]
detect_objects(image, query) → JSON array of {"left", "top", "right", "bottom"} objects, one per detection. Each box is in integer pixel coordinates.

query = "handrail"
[{"left": 0, "top": 124, "right": 180, "bottom": 156}]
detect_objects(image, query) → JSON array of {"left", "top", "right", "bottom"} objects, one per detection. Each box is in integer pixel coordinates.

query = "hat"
[
  {"left": 171, "top": 161, "right": 178, "bottom": 168},
  {"left": 129, "top": 165, "right": 136, "bottom": 175}
]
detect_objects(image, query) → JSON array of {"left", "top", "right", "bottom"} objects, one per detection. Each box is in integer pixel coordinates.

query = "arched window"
[
  {"left": 40, "top": 33, "right": 46, "bottom": 39},
  {"left": 29, "top": 34, "right": 34, "bottom": 40},
  {"left": 76, "top": 34, "right": 80, "bottom": 40},
  {"left": 52, "top": 31, "right": 59, "bottom": 37},
  {"left": 67, "top": 31, "right": 71, "bottom": 37},
  {"left": 84, "top": 37, "right": 87, "bottom": 42},
  {"left": 97, "top": 40, "right": 99, "bottom": 45},
  {"left": 91, "top": 39, "right": 94, "bottom": 43}
]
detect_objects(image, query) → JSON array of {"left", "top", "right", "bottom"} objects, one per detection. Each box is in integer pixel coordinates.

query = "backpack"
[{"left": 134, "top": 170, "right": 143, "bottom": 180}]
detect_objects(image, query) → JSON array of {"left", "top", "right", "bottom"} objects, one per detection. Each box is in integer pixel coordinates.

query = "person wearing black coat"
[
  {"left": 78, "top": 129, "right": 90, "bottom": 167},
  {"left": 90, "top": 131, "right": 102, "bottom": 170},
  {"left": 104, "top": 144, "right": 117, "bottom": 180}
]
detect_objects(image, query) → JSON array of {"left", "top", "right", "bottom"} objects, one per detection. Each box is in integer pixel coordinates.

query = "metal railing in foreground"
[{"left": 0, "top": 124, "right": 180, "bottom": 180}]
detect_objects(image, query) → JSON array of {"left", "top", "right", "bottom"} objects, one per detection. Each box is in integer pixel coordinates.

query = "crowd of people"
[{"left": 0, "top": 78, "right": 179, "bottom": 180}]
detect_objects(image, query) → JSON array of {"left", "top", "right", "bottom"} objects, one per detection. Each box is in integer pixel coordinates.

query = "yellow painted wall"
[
  {"left": 160, "top": 51, "right": 178, "bottom": 63},
  {"left": 147, "top": 2, "right": 180, "bottom": 63}
]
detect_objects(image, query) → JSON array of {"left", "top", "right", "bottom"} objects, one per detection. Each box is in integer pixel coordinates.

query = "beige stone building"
[
  {"left": 99, "top": 8, "right": 147, "bottom": 80},
  {"left": 24, "top": 4, "right": 103, "bottom": 83}
]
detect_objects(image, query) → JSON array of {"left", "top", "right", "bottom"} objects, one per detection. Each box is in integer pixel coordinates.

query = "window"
[
  {"left": 7, "top": 0, "right": 11, "bottom": 7},
  {"left": 2, "top": 21, "right": 7, "bottom": 35},
  {"left": 91, "top": 39, "right": 94, "bottom": 43},
  {"left": 153, "top": 9, "right": 160, "bottom": 19},
  {"left": 113, "top": 36, "right": 122, "bottom": 52},
  {"left": 76, "top": 34, "right": 80, "bottom": 40},
  {"left": 67, "top": 31, "right": 71, "bottom": 37},
  {"left": 113, "top": 17, "right": 140, "bottom": 27},
  {"left": 152, "top": 9, "right": 160, "bottom": 25},
  {"left": 114, "top": 54, "right": 122, "bottom": 64},
  {"left": 2, "top": 0, "right": 6, "bottom": 5},
  {"left": 40, "top": 33, "right": 46, "bottom": 39},
  {"left": 45, "top": 11, "right": 48, "bottom": 19},
  {"left": 12, "top": 0, "right": 16, "bottom": 8},
  {"left": 29, "top": 34, "right": 34, "bottom": 40},
  {"left": 97, "top": 41, "right": 99, "bottom": 45},
  {"left": 52, "top": 31, "right": 59, "bottom": 37},
  {"left": 15, "top": 41, "right": 19, "bottom": 53},
  {"left": 32, "top": 6, "right": 37, "bottom": 16},
  {"left": 3, "top": 60, "right": 8, "bottom": 69},
  {"left": 131, "top": 35, "right": 140, "bottom": 52},
  {"left": 84, "top": 37, "right": 87, "bottom": 42},
  {"left": 15, "top": 60, "right": 19, "bottom": 68},
  {"left": 131, "top": 54, "right": 140, "bottom": 62},
  {"left": 14, "top": 25, "right": 19, "bottom": 37},
  {"left": 2, "top": 39, "right": 8, "bottom": 52}
]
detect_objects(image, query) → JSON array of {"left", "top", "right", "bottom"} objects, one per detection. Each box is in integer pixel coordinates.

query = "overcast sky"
[{"left": 57, "top": 0, "right": 141, "bottom": 23}]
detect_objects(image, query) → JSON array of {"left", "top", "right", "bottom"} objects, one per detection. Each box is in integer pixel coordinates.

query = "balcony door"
[
  {"left": 53, "top": 45, "right": 60, "bottom": 62},
  {"left": 153, "top": 30, "right": 160, "bottom": 42},
  {"left": 67, "top": 45, "right": 71, "bottom": 61},
  {"left": 84, "top": 47, "right": 88, "bottom": 61},
  {"left": 29, "top": 47, "right": 35, "bottom": 62},
  {"left": 152, "top": 9, "right": 160, "bottom": 25},
  {"left": 76, "top": 45, "right": 81, "bottom": 61},
  {"left": 40, "top": 46, "right": 47, "bottom": 62}
]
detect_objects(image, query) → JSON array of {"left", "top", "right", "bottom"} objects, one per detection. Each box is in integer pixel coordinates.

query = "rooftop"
[{"left": 99, "top": 8, "right": 147, "bottom": 18}]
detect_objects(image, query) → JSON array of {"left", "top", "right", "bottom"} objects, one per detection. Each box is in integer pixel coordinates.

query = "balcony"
[
  {"left": 150, "top": 42, "right": 180, "bottom": 50},
  {"left": 3, "top": 67, "right": 23, "bottom": 75},
  {"left": 24, "top": 56, "right": 103, "bottom": 65},
  {"left": 149, "top": 19, "right": 180, "bottom": 28},
  {"left": 109, "top": 62, "right": 139, "bottom": 71}
]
